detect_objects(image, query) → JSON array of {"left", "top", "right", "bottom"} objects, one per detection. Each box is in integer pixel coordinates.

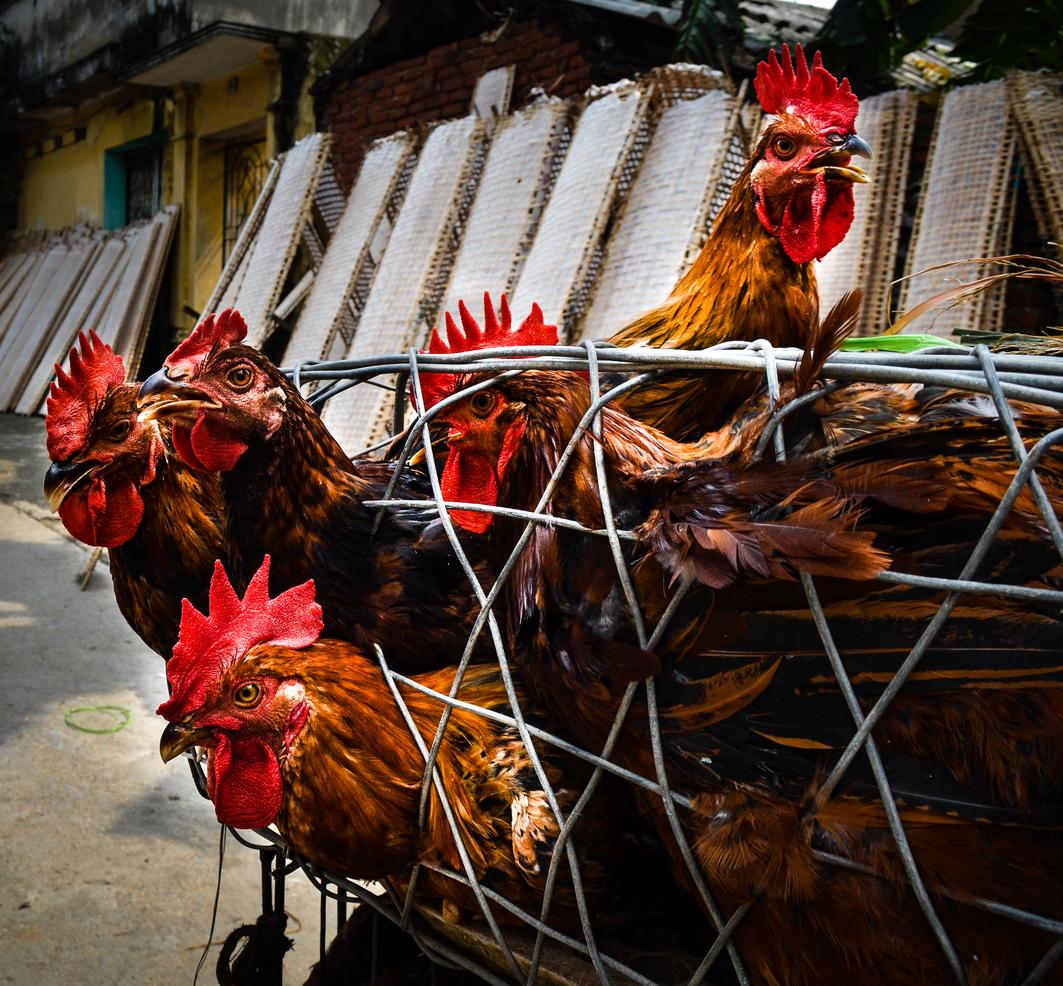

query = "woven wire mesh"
[{"left": 194, "top": 342, "right": 1063, "bottom": 984}]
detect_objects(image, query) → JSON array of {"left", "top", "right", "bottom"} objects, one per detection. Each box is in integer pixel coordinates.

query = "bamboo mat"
[
  {"left": 282, "top": 132, "right": 416, "bottom": 370},
  {"left": 17, "top": 237, "right": 125, "bottom": 415},
  {"left": 579, "top": 85, "right": 737, "bottom": 339},
  {"left": 0, "top": 238, "right": 98, "bottom": 409},
  {"left": 898, "top": 80, "right": 1017, "bottom": 337},
  {"left": 438, "top": 99, "right": 569, "bottom": 324},
  {"left": 229, "top": 134, "right": 331, "bottom": 347},
  {"left": 0, "top": 206, "right": 178, "bottom": 414},
  {"left": 322, "top": 116, "right": 486, "bottom": 455},
  {"left": 507, "top": 82, "right": 649, "bottom": 338},
  {"left": 1007, "top": 71, "right": 1063, "bottom": 253},
  {"left": 208, "top": 158, "right": 281, "bottom": 316},
  {"left": 817, "top": 89, "right": 918, "bottom": 335}
]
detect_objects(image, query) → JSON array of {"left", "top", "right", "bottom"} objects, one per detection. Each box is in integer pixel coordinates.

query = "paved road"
[{"left": 0, "top": 413, "right": 326, "bottom": 985}]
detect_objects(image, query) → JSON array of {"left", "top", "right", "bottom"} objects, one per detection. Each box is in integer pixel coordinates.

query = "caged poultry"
[
  {"left": 41, "top": 330, "right": 224, "bottom": 658},
  {"left": 156, "top": 555, "right": 689, "bottom": 956},
  {"left": 137, "top": 309, "right": 493, "bottom": 674},
  {"left": 608, "top": 44, "right": 874, "bottom": 440},
  {"left": 402, "top": 292, "right": 1063, "bottom": 986},
  {"left": 54, "top": 41, "right": 1059, "bottom": 986}
]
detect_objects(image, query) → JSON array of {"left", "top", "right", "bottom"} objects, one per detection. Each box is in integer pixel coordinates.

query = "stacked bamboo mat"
[
  {"left": 898, "top": 80, "right": 1018, "bottom": 337},
  {"left": 1007, "top": 71, "right": 1063, "bottom": 253},
  {"left": 816, "top": 90, "right": 918, "bottom": 335},
  {"left": 185, "top": 66, "right": 1062, "bottom": 457},
  {"left": 579, "top": 77, "right": 736, "bottom": 339},
  {"left": 209, "top": 133, "right": 332, "bottom": 348},
  {"left": 438, "top": 99, "right": 570, "bottom": 329},
  {"left": 321, "top": 116, "right": 487, "bottom": 454},
  {"left": 506, "top": 81, "right": 649, "bottom": 338},
  {"left": 282, "top": 132, "right": 417, "bottom": 370},
  {"left": 0, "top": 206, "right": 178, "bottom": 413}
]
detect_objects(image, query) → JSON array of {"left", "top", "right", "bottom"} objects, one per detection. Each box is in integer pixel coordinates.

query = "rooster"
[
  {"left": 415, "top": 295, "right": 1063, "bottom": 984},
  {"left": 42, "top": 331, "right": 223, "bottom": 657},
  {"left": 158, "top": 556, "right": 640, "bottom": 930},
  {"left": 609, "top": 45, "right": 872, "bottom": 440},
  {"left": 137, "top": 310, "right": 489, "bottom": 673}
]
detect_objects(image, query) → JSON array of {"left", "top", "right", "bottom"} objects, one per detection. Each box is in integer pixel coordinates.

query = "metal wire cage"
[{"left": 186, "top": 338, "right": 1063, "bottom": 986}]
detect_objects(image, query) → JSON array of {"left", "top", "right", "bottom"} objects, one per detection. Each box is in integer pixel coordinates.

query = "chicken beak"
[
  {"left": 842, "top": 134, "right": 873, "bottom": 160},
  {"left": 43, "top": 458, "right": 100, "bottom": 512},
  {"left": 159, "top": 721, "right": 213, "bottom": 763},
  {"left": 810, "top": 136, "right": 873, "bottom": 184},
  {"left": 137, "top": 369, "right": 219, "bottom": 422}
]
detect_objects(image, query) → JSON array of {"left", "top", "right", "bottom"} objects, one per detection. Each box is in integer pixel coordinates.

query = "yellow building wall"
[
  {"left": 16, "top": 50, "right": 308, "bottom": 334},
  {"left": 19, "top": 96, "right": 158, "bottom": 231},
  {"left": 175, "top": 54, "right": 277, "bottom": 326}
]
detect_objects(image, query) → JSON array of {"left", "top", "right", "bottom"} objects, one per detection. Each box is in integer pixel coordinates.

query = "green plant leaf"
[{"left": 841, "top": 334, "right": 966, "bottom": 352}]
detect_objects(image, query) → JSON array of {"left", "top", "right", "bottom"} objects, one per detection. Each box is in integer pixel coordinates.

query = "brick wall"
[{"left": 320, "top": 19, "right": 594, "bottom": 190}]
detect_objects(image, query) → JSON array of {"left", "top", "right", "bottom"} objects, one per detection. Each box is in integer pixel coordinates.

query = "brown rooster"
[
  {"left": 416, "top": 295, "right": 1063, "bottom": 985},
  {"left": 157, "top": 556, "right": 630, "bottom": 929},
  {"left": 137, "top": 309, "right": 488, "bottom": 673},
  {"left": 610, "top": 45, "right": 872, "bottom": 439},
  {"left": 42, "top": 331, "right": 223, "bottom": 658}
]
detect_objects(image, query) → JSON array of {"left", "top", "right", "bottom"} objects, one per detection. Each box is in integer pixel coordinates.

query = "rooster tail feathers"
[{"left": 791, "top": 290, "right": 862, "bottom": 398}]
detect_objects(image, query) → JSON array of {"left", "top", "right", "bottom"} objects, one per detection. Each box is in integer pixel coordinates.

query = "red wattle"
[
  {"left": 58, "top": 476, "right": 145, "bottom": 548},
  {"left": 442, "top": 448, "right": 498, "bottom": 533},
  {"left": 207, "top": 733, "right": 283, "bottom": 829},
  {"left": 171, "top": 414, "right": 248, "bottom": 472},
  {"left": 171, "top": 424, "right": 207, "bottom": 471},
  {"left": 777, "top": 173, "right": 855, "bottom": 264}
]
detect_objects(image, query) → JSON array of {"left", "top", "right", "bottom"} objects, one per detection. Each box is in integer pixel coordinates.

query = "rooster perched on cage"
[
  {"left": 41, "top": 331, "right": 223, "bottom": 657},
  {"left": 158, "top": 555, "right": 635, "bottom": 928},
  {"left": 416, "top": 294, "right": 1063, "bottom": 985},
  {"left": 138, "top": 310, "right": 489, "bottom": 674},
  {"left": 608, "top": 44, "right": 872, "bottom": 439}
]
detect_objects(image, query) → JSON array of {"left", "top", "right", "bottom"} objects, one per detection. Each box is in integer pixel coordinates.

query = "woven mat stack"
[
  {"left": 320, "top": 116, "right": 487, "bottom": 454},
  {"left": 283, "top": 133, "right": 417, "bottom": 370},
  {"left": 898, "top": 80, "right": 1018, "bottom": 337},
  {"left": 0, "top": 206, "right": 178, "bottom": 413},
  {"left": 579, "top": 70, "right": 737, "bottom": 339},
  {"left": 816, "top": 89, "right": 918, "bottom": 335}
]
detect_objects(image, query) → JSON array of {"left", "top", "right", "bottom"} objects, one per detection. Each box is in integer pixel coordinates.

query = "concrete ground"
[{"left": 0, "top": 413, "right": 327, "bottom": 984}]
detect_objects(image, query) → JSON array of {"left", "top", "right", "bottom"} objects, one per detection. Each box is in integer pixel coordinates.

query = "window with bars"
[
  {"left": 125, "top": 145, "right": 162, "bottom": 223},
  {"left": 223, "top": 140, "right": 267, "bottom": 262},
  {"left": 103, "top": 135, "right": 164, "bottom": 229}
]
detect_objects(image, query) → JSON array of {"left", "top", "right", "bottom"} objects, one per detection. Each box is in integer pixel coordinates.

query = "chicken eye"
[
  {"left": 773, "top": 135, "right": 797, "bottom": 160},
  {"left": 227, "top": 366, "right": 254, "bottom": 391},
  {"left": 470, "top": 391, "right": 495, "bottom": 417},
  {"left": 233, "top": 682, "right": 261, "bottom": 707},
  {"left": 108, "top": 420, "right": 132, "bottom": 442}
]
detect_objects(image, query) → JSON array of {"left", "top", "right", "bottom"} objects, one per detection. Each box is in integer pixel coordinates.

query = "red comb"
[
  {"left": 46, "top": 330, "right": 126, "bottom": 461},
  {"left": 755, "top": 45, "right": 858, "bottom": 133},
  {"left": 158, "top": 555, "right": 323, "bottom": 721},
  {"left": 416, "top": 293, "right": 558, "bottom": 409},
  {"left": 164, "top": 309, "right": 249, "bottom": 378}
]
